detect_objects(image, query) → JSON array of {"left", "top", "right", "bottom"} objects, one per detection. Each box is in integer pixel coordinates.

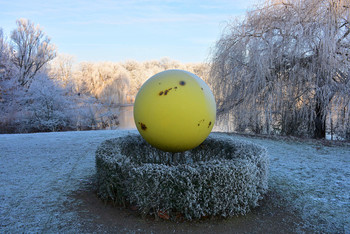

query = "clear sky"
[{"left": 0, "top": 0, "right": 261, "bottom": 63}]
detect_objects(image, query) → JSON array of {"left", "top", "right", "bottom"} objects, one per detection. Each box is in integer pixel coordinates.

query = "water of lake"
[{"left": 118, "top": 105, "right": 136, "bottom": 129}]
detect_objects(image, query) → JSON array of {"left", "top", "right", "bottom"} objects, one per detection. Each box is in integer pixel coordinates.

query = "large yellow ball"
[{"left": 133, "top": 69, "right": 216, "bottom": 152}]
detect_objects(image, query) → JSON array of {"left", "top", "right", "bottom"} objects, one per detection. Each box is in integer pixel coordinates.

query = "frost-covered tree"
[
  {"left": 1, "top": 29, "right": 10, "bottom": 81},
  {"left": 74, "top": 62, "right": 129, "bottom": 103},
  {"left": 11, "top": 19, "right": 56, "bottom": 87},
  {"left": 0, "top": 72, "right": 75, "bottom": 133},
  {"left": 210, "top": 0, "right": 350, "bottom": 139},
  {"left": 24, "top": 74, "right": 75, "bottom": 132},
  {"left": 0, "top": 29, "right": 16, "bottom": 83},
  {"left": 49, "top": 53, "right": 75, "bottom": 89},
  {"left": 0, "top": 28, "right": 23, "bottom": 132}
]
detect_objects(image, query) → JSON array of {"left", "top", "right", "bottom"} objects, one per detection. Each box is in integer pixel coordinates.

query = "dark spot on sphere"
[
  {"left": 208, "top": 121, "right": 212, "bottom": 128},
  {"left": 159, "top": 91, "right": 164, "bottom": 96},
  {"left": 139, "top": 122, "right": 147, "bottom": 131},
  {"left": 164, "top": 90, "right": 169, "bottom": 95},
  {"left": 179, "top": 81, "right": 186, "bottom": 86},
  {"left": 201, "top": 87, "right": 203, "bottom": 91}
]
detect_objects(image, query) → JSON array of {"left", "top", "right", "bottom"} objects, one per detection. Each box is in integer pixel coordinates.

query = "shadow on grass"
[{"left": 64, "top": 175, "right": 311, "bottom": 233}]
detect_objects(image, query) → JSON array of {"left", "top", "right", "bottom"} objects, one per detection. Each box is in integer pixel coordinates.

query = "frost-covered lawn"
[
  {"left": 227, "top": 133, "right": 350, "bottom": 233},
  {"left": 0, "top": 130, "right": 131, "bottom": 232},
  {"left": 0, "top": 130, "right": 349, "bottom": 233}
]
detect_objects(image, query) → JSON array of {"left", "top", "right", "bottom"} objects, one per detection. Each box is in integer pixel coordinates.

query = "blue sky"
[{"left": 0, "top": 0, "right": 261, "bottom": 63}]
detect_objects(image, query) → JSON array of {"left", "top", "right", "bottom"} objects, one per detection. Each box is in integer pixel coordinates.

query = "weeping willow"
[{"left": 210, "top": 0, "right": 350, "bottom": 139}]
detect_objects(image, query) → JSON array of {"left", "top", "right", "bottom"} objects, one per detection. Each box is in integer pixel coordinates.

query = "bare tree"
[
  {"left": 11, "top": 19, "right": 56, "bottom": 87},
  {"left": 0, "top": 28, "right": 16, "bottom": 82},
  {"left": 0, "top": 28, "right": 8, "bottom": 81},
  {"left": 49, "top": 53, "right": 75, "bottom": 89},
  {"left": 210, "top": 0, "right": 350, "bottom": 139}
]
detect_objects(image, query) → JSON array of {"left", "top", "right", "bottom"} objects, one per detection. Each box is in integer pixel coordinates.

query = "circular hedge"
[{"left": 95, "top": 132, "right": 269, "bottom": 220}]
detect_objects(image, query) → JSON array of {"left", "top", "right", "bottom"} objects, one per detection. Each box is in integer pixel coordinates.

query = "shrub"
[{"left": 95, "top": 133, "right": 269, "bottom": 220}]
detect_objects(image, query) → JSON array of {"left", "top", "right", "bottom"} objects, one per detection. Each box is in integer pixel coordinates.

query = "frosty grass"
[{"left": 0, "top": 129, "right": 349, "bottom": 232}]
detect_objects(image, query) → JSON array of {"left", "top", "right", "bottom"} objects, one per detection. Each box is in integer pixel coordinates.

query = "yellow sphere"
[{"left": 133, "top": 69, "right": 216, "bottom": 152}]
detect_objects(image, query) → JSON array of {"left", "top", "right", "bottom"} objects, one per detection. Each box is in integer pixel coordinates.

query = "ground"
[{"left": 0, "top": 130, "right": 349, "bottom": 233}]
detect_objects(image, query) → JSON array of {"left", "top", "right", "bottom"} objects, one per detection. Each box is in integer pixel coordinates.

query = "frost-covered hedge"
[{"left": 95, "top": 133, "right": 269, "bottom": 220}]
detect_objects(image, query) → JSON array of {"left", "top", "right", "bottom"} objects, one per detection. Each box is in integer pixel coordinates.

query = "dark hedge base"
[{"left": 95, "top": 133, "right": 269, "bottom": 220}]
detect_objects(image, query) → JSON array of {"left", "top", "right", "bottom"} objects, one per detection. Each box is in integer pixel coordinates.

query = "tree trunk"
[{"left": 314, "top": 102, "right": 326, "bottom": 139}]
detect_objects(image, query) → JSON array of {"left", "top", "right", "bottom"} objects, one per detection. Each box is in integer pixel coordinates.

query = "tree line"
[
  {"left": 210, "top": 0, "right": 350, "bottom": 140},
  {"left": 0, "top": 19, "right": 209, "bottom": 133},
  {"left": 2, "top": 0, "right": 350, "bottom": 141}
]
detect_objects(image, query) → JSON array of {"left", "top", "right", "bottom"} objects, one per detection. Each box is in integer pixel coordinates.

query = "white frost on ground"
[
  {"left": 0, "top": 130, "right": 349, "bottom": 232},
  {"left": 0, "top": 130, "right": 131, "bottom": 232},
  {"left": 227, "top": 134, "right": 350, "bottom": 233}
]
